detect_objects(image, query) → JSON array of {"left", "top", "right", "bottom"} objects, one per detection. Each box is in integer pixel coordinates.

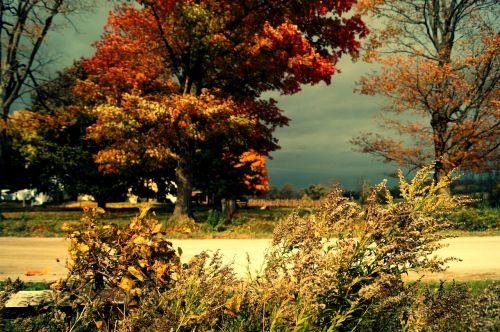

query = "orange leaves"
[
  {"left": 355, "top": 0, "right": 385, "bottom": 14},
  {"left": 359, "top": 51, "right": 499, "bottom": 117},
  {"left": 354, "top": 0, "right": 499, "bottom": 175},
  {"left": 80, "top": 0, "right": 367, "bottom": 201},
  {"left": 244, "top": 20, "right": 336, "bottom": 94},
  {"left": 82, "top": 4, "right": 173, "bottom": 99},
  {"left": 89, "top": 0, "right": 367, "bottom": 97},
  {"left": 88, "top": 91, "right": 252, "bottom": 173},
  {"left": 234, "top": 150, "right": 270, "bottom": 192}
]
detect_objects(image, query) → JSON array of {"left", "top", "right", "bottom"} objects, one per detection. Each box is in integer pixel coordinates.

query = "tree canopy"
[
  {"left": 81, "top": 0, "right": 368, "bottom": 220},
  {"left": 353, "top": 0, "right": 499, "bottom": 184},
  {"left": 0, "top": 0, "right": 91, "bottom": 187}
]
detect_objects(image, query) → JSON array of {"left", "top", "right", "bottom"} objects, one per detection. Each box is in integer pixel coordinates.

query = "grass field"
[
  {"left": 0, "top": 202, "right": 298, "bottom": 238},
  {"left": 0, "top": 201, "right": 498, "bottom": 238}
]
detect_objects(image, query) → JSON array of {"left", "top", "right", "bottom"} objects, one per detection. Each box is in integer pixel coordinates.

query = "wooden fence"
[{"left": 247, "top": 199, "right": 322, "bottom": 208}]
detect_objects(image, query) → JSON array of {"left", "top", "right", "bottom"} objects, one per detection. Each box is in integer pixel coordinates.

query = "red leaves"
[
  {"left": 83, "top": 0, "right": 367, "bottom": 97},
  {"left": 80, "top": 0, "right": 368, "bottom": 188},
  {"left": 83, "top": 4, "right": 173, "bottom": 99},
  {"left": 246, "top": 20, "right": 336, "bottom": 93}
]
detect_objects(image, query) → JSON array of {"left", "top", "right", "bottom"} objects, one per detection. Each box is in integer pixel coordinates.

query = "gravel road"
[{"left": 0, "top": 237, "right": 498, "bottom": 282}]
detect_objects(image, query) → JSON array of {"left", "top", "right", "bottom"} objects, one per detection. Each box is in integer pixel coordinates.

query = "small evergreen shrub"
[{"left": 207, "top": 209, "right": 221, "bottom": 231}]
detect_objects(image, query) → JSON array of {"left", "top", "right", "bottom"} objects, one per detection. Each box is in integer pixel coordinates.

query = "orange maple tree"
[
  {"left": 352, "top": 0, "right": 499, "bottom": 186},
  {"left": 81, "top": 0, "right": 368, "bottom": 220}
]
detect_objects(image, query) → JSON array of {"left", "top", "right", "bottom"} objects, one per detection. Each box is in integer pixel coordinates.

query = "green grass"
[
  {"left": 0, "top": 203, "right": 300, "bottom": 238},
  {"left": 0, "top": 280, "right": 49, "bottom": 291},
  {"left": 422, "top": 279, "right": 498, "bottom": 297},
  {"left": 0, "top": 203, "right": 497, "bottom": 238},
  {"left": 0, "top": 207, "right": 174, "bottom": 237},
  {"left": 440, "top": 206, "right": 499, "bottom": 231}
]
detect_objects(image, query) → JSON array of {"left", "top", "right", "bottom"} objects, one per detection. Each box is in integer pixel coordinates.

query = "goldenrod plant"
[{"left": 3, "top": 166, "right": 497, "bottom": 331}]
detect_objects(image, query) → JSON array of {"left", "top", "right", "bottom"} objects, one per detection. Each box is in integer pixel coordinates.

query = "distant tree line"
[{"left": 263, "top": 173, "right": 499, "bottom": 207}]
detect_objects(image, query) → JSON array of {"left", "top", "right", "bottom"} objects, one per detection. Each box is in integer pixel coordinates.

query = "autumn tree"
[
  {"left": 82, "top": 1, "right": 368, "bottom": 221},
  {"left": 5, "top": 62, "right": 135, "bottom": 206},
  {"left": 352, "top": 0, "right": 499, "bottom": 188},
  {"left": 0, "top": 0, "right": 92, "bottom": 188}
]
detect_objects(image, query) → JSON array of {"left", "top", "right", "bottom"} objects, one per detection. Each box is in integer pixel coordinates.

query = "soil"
[{"left": 0, "top": 237, "right": 498, "bottom": 282}]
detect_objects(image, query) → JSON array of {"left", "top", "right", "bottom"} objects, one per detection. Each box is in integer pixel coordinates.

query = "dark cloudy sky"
[{"left": 43, "top": 3, "right": 399, "bottom": 190}]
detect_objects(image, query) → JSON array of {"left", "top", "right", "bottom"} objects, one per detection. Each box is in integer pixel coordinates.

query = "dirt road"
[{"left": 0, "top": 237, "right": 498, "bottom": 282}]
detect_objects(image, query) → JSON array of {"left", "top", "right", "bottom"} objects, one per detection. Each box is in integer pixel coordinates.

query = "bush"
[
  {"left": 52, "top": 207, "right": 181, "bottom": 331},
  {"left": 441, "top": 207, "right": 499, "bottom": 231},
  {"left": 207, "top": 209, "right": 221, "bottom": 231},
  {"left": 236, "top": 166, "right": 462, "bottom": 330},
  {"left": 6, "top": 165, "right": 491, "bottom": 331}
]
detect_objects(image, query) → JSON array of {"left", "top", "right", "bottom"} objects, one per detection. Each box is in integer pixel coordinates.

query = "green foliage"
[
  {"left": 0, "top": 279, "right": 49, "bottom": 291},
  {"left": 302, "top": 183, "right": 330, "bottom": 200},
  {"left": 441, "top": 207, "right": 499, "bottom": 231},
  {"left": 207, "top": 209, "right": 221, "bottom": 231}
]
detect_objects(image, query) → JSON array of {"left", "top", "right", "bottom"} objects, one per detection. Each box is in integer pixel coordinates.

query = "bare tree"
[
  {"left": 353, "top": 0, "right": 499, "bottom": 188},
  {"left": 0, "top": 0, "right": 90, "bottom": 186}
]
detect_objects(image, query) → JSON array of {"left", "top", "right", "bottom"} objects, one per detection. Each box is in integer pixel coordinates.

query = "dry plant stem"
[{"left": 44, "top": 165, "right": 477, "bottom": 331}]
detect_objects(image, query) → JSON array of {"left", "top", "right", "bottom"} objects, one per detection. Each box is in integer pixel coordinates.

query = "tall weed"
[{"left": 12, "top": 165, "right": 492, "bottom": 331}]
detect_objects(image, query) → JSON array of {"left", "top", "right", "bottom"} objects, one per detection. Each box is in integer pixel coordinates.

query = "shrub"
[
  {"left": 53, "top": 207, "right": 180, "bottom": 330},
  {"left": 441, "top": 207, "right": 499, "bottom": 231},
  {"left": 465, "top": 281, "right": 499, "bottom": 331},
  {"left": 236, "top": 165, "right": 463, "bottom": 330},
  {"left": 125, "top": 251, "right": 237, "bottom": 331},
  {"left": 207, "top": 209, "right": 221, "bottom": 231},
  {"left": 8, "top": 165, "right": 485, "bottom": 331}
]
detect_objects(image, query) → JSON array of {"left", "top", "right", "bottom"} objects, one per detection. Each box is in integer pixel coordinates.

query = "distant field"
[
  {"left": 0, "top": 201, "right": 298, "bottom": 238},
  {"left": 0, "top": 201, "right": 498, "bottom": 238}
]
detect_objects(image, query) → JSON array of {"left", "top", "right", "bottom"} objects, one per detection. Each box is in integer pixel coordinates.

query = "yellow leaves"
[
  {"left": 95, "top": 321, "right": 104, "bottom": 330},
  {"left": 119, "top": 276, "right": 135, "bottom": 292},
  {"left": 224, "top": 294, "right": 242, "bottom": 316},
  {"left": 119, "top": 275, "right": 143, "bottom": 296},
  {"left": 397, "top": 164, "right": 461, "bottom": 214},
  {"left": 152, "top": 260, "right": 169, "bottom": 282},
  {"left": 133, "top": 236, "right": 148, "bottom": 245},
  {"left": 138, "top": 207, "right": 151, "bottom": 220},
  {"left": 63, "top": 201, "right": 180, "bottom": 304},
  {"left": 50, "top": 278, "right": 63, "bottom": 290},
  {"left": 61, "top": 223, "right": 72, "bottom": 232},
  {"left": 77, "top": 243, "right": 90, "bottom": 253},
  {"left": 127, "top": 266, "right": 145, "bottom": 281},
  {"left": 152, "top": 223, "right": 162, "bottom": 234}
]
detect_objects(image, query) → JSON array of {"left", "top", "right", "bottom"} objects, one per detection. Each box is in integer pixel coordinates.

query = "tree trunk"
[
  {"left": 97, "top": 199, "right": 107, "bottom": 209},
  {"left": 431, "top": 113, "right": 451, "bottom": 195},
  {"left": 0, "top": 126, "right": 7, "bottom": 188},
  {"left": 221, "top": 198, "right": 236, "bottom": 221},
  {"left": 171, "top": 149, "right": 194, "bottom": 222},
  {"left": 0, "top": 128, "right": 7, "bottom": 189}
]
